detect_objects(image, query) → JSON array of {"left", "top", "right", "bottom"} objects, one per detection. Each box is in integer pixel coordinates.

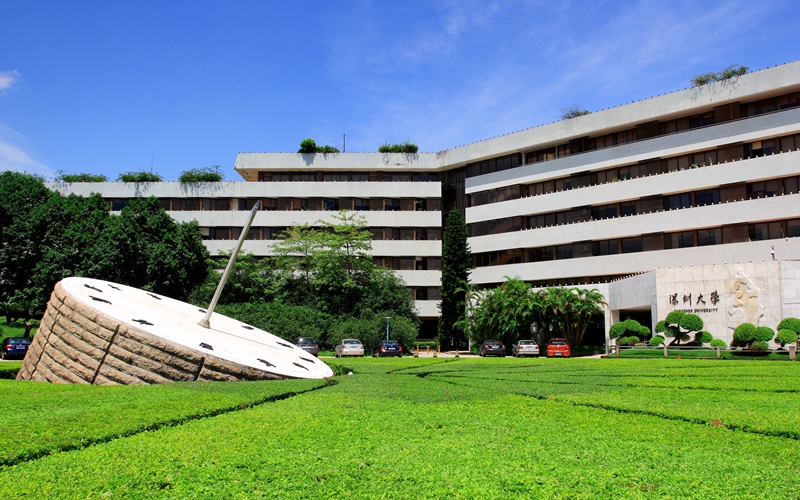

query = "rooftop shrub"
[
  {"left": 117, "top": 171, "right": 162, "bottom": 183},
  {"left": 378, "top": 141, "right": 419, "bottom": 153},
  {"left": 179, "top": 166, "right": 223, "bottom": 183},
  {"left": 54, "top": 172, "right": 108, "bottom": 182},
  {"left": 298, "top": 138, "right": 340, "bottom": 154},
  {"left": 690, "top": 65, "right": 749, "bottom": 87}
]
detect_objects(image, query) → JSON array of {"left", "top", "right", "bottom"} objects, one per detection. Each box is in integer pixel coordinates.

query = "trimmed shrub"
[
  {"left": 775, "top": 329, "right": 798, "bottom": 347},
  {"left": 680, "top": 314, "right": 704, "bottom": 333},
  {"left": 733, "top": 323, "right": 757, "bottom": 343},
  {"left": 665, "top": 310, "right": 685, "bottom": 324},
  {"left": 753, "top": 326, "right": 775, "bottom": 343},
  {"left": 610, "top": 318, "right": 650, "bottom": 342},
  {"left": 117, "top": 171, "right": 162, "bottom": 182},
  {"left": 777, "top": 317, "right": 800, "bottom": 335},
  {"left": 649, "top": 336, "right": 665, "bottom": 346},
  {"left": 710, "top": 338, "right": 727, "bottom": 348},
  {"left": 695, "top": 331, "right": 713, "bottom": 344},
  {"left": 750, "top": 340, "right": 770, "bottom": 352}
]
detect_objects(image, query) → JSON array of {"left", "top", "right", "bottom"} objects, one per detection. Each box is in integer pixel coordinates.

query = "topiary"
[
  {"left": 777, "top": 318, "right": 800, "bottom": 335},
  {"left": 753, "top": 326, "right": 775, "bottom": 343},
  {"left": 680, "top": 313, "right": 704, "bottom": 334},
  {"left": 649, "top": 336, "right": 665, "bottom": 346},
  {"left": 733, "top": 323, "right": 757, "bottom": 343},
  {"left": 750, "top": 340, "right": 770, "bottom": 351},
  {"left": 710, "top": 338, "right": 727, "bottom": 348},
  {"left": 774, "top": 329, "right": 798, "bottom": 348},
  {"left": 665, "top": 310, "right": 685, "bottom": 325},
  {"left": 695, "top": 331, "right": 713, "bottom": 344},
  {"left": 609, "top": 321, "right": 627, "bottom": 339}
]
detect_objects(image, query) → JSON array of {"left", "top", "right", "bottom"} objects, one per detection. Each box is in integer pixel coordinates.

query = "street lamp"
[{"left": 385, "top": 316, "right": 391, "bottom": 340}]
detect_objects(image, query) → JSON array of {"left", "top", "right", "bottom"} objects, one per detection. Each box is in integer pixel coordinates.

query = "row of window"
[
  {"left": 201, "top": 226, "right": 442, "bottom": 242},
  {"left": 464, "top": 90, "right": 800, "bottom": 179},
  {"left": 109, "top": 197, "right": 443, "bottom": 213},
  {"left": 468, "top": 176, "right": 800, "bottom": 237},
  {"left": 257, "top": 171, "right": 439, "bottom": 182},
  {"left": 468, "top": 132, "right": 800, "bottom": 207},
  {"left": 472, "top": 218, "right": 800, "bottom": 268}
]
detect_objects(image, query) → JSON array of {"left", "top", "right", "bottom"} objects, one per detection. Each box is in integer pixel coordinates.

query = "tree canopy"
[{"left": 0, "top": 172, "right": 209, "bottom": 309}]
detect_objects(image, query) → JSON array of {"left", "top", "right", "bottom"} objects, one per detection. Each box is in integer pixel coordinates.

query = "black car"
[
  {"left": 373, "top": 340, "right": 403, "bottom": 357},
  {"left": 1, "top": 337, "right": 31, "bottom": 360},
  {"left": 479, "top": 339, "right": 506, "bottom": 357},
  {"left": 292, "top": 337, "right": 319, "bottom": 357}
]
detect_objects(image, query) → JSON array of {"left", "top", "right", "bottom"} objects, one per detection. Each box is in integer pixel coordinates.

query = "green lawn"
[{"left": 0, "top": 357, "right": 798, "bottom": 498}]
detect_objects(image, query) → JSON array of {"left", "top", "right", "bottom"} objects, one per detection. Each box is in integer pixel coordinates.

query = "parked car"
[
  {"left": 512, "top": 340, "right": 540, "bottom": 357},
  {"left": 334, "top": 339, "right": 365, "bottom": 357},
  {"left": 1, "top": 337, "right": 31, "bottom": 360},
  {"left": 478, "top": 339, "right": 506, "bottom": 357},
  {"left": 546, "top": 338, "right": 571, "bottom": 357},
  {"left": 373, "top": 340, "right": 402, "bottom": 357},
  {"left": 293, "top": 337, "right": 319, "bottom": 357}
]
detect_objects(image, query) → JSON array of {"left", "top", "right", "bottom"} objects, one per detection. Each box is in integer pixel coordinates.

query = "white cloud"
[
  {"left": 0, "top": 70, "right": 21, "bottom": 91},
  {"left": 0, "top": 124, "right": 54, "bottom": 179}
]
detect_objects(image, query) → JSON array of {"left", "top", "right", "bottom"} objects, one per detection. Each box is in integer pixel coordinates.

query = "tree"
[
  {"left": 774, "top": 329, "right": 798, "bottom": 349},
  {"left": 777, "top": 318, "right": 800, "bottom": 346},
  {"left": 438, "top": 208, "right": 471, "bottom": 349},
  {"left": 535, "top": 287, "right": 605, "bottom": 347},
  {"left": 467, "top": 278, "right": 539, "bottom": 352},
  {"left": 657, "top": 311, "right": 703, "bottom": 345}
]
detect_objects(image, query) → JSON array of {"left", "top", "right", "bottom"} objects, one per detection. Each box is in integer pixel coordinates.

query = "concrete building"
[{"left": 52, "top": 61, "right": 800, "bottom": 343}]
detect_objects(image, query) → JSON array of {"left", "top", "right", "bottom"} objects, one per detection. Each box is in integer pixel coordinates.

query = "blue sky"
[{"left": 1, "top": 0, "right": 798, "bottom": 181}]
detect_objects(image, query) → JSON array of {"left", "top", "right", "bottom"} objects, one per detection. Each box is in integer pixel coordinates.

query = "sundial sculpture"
[{"left": 17, "top": 202, "right": 334, "bottom": 384}]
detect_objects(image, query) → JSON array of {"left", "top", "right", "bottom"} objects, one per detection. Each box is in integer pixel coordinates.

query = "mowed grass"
[{"left": 0, "top": 357, "right": 798, "bottom": 498}]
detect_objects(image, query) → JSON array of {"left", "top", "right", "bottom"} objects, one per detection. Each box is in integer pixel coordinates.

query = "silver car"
[
  {"left": 334, "top": 339, "right": 365, "bottom": 357},
  {"left": 512, "top": 340, "right": 540, "bottom": 357}
]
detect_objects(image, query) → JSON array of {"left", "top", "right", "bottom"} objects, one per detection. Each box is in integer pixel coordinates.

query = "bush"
[
  {"left": 749, "top": 340, "right": 770, "bottom": 351},
  {"left": 733, "top": 323, "right": 757, "bottom": 343},
  {"left": 710, "top": 338, "right": 727, "bottom": 347},
  {"left": 777, "top": 317, "right": 800, "bottom": 335},
  {"left": 298, "top": 138, "right": 317, "bottom": 154},
  {"left": 117, "top": 171, "right": 162, "bottom": 182},
  {"left": 298, "top": 139, "right": 340, "bottom": 154},
  {"left": 378, "top": 141, "right": 419, "bottom": 153},
  {"left": 774, "top": 329, "right": 798, "bottom": 347},
  {"left": 695, "top": 331, "right": 713, "bottom": 344},
  {"left": 560, "top": 104, "right": 590, "bottom": 120},
  {"left": 179, "top": 166, "right": 223, "bottom": 183},
  {"left": 649, "top": 336, "right": 665, "bottom": 346},
  {"left": 753, "top": 326, "right": 775, "bottom": 343},
  {"left": 55, "top": 172, "right": 108, "bottom": 182},
  {"left": 610, "top": 318, "right": 650, "bottom": 341}
]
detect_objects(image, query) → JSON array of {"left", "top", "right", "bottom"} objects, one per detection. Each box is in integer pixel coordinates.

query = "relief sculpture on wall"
[{"left": 725, "top": 268, "right": 765, "bottom": 333}]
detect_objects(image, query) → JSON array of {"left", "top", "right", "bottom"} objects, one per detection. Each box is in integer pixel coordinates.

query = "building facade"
[{"left": 52, "top": 61, "right": 800, "bottom": 343}]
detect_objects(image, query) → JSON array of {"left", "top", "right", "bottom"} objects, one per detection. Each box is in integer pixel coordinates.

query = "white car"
[
  {"left": 334, "top": 339, "right": 365, "bottom": 357},
  {"left": 512, "top": 340, "right": 540, "bottom": 357}
]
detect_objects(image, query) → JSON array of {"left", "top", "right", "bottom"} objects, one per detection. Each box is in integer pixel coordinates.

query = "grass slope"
[{"left": 0, "top": 358, "right": 797, "bottom": 498}]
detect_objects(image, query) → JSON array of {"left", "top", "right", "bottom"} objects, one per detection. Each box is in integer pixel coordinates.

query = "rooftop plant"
[
  {"left": 690, "top": 65, "right": 749, "bottom": 87},
  {"left": 179, "top": 165, "right": 223, "bottom": 183},
  {"left": 560, "top": 104, "right": 591, "bottom": 120},
  {"left": 54, "top": 171, "right": 108, "bottom": 182},
  {"left": 117, "top": 171, "right": 162, "bottom": 183},
  {"left": 298, "top": 138, "right": 340, "bottom": 154},
  {"left": 378, "top": 141, "right": 419, "bottom": 153}
]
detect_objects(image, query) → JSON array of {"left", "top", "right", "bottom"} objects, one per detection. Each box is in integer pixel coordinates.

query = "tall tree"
[{"left": 438, "top": 208, "right": 471, "bottom": 349}]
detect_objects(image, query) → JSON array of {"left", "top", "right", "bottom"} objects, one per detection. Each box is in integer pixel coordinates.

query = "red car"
[{"left": 546, "top": 338, "right": 571, "bottom": 357}]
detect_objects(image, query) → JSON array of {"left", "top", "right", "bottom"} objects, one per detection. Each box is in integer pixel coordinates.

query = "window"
[
  {"left": 749, "top": 222, "right": 783, "bottom": 241},
  {"left": 697, "top": 228, "right": 721, "bottom": 246},
  {"left": 668, "top": 231, "right": 695, "bottom": 249},
  {"left": 323, "top": 172, "right": 348, "bottom": 182},
  {"left": 695, "top": 189, "right": 720, "bottom": 207},
  {"left": 663, "top": 193, "right": 692, "bottom": 211},
  {"left": 323, "top": 198, "right": 339, "bottom": 211},
  {"left": 354, "top": 198, "right": 369, "bottom": 211},
  {"left": 622, "top": 237, "right": 642, "bottom": 253},
  {"left": 385, "top": 199, "right": 401, "bottom": 211},
  {"left": 593, "top": 240, "right": 619, "bottom": 256},
  {"left": 748, "top": 180, "right": 781, "bottom": 199}
]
